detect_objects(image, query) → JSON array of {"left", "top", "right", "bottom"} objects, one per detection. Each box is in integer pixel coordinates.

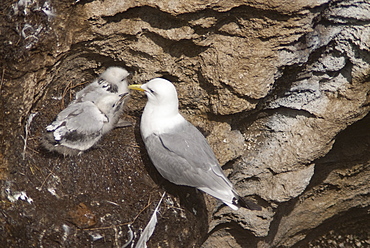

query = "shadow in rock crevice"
[
  {"left": 309, "top": 112, "right": 370, "bottom": 189},
  {"left": 205, "top": 222, "right": 261, "bottom": 248},
  {"left": 293, "top": 206, "right": 370, "bottom": 247}
]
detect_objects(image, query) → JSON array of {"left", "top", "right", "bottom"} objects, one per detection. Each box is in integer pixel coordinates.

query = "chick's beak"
[{"left": 128, "top": 84, "right": 145, "bottom": 91}]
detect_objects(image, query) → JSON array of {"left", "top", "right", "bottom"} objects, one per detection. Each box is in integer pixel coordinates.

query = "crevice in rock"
[
  {"left": 308, "top": 112, "right": 370, "bottom": 188},
  {"left": 102, "top": 6, "right": 188, "bottom": 29},
  {"left": 294, "top": 206, "right": 370, "bottom": 247},
  {"left": 205, "top": 222, "right": 260, "bottom": 248}
]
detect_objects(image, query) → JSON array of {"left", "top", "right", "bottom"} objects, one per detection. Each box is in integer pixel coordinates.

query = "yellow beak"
[{"left": 128, "top": 84, "right": 145, "bottom": 91}]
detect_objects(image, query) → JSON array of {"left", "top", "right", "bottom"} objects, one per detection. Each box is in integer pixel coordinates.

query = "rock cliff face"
[{"left": 1, "top": 0, "right": 369, "bottom": 247}]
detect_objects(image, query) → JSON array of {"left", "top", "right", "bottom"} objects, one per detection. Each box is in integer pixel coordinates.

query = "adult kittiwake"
[
  {"left": 129, "top": 78, "right": 261, "bottom": 210},
  {"left": 43, "top": 66, "right": 130, "bottom": 156}
]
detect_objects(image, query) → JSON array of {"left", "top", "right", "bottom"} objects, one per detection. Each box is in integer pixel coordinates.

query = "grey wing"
[
  {"left": 144, "top": 121, "right": 233, "bottom": 189},
  {"left": 76, "top": 78, "right": 120, "bottom": 102},
  {"left": 76, "top": 81, "right": 107, "bottom": 102},
  {"left": 47, "top": 102, "right": 107, "bottom": 150}
]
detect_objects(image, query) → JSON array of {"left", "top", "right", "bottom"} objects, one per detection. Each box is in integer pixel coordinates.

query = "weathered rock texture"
[{"left": 1, "top": 0, "right": 370, "bottom": 247}]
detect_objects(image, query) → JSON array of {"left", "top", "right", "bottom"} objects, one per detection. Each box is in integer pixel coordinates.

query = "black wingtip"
[{"left": 238, "top": 197, "right": 262, "bottom": 211}]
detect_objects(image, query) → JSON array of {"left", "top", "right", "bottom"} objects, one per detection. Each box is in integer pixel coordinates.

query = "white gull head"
[{"left": 131, "top": 78, "right": 185, "bottom": 139}]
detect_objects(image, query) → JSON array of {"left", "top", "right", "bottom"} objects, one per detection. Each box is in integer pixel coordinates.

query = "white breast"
[{"left": 140, "top": 104, "right": 185, "bottom": 139}]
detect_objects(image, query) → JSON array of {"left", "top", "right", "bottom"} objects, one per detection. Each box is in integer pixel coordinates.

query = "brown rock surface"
[{"left": 1, "top": 0, "right": 369, "bottom": 247}]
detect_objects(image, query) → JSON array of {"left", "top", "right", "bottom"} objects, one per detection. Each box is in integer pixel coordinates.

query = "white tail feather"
[{"left": 199, "top": 187, "right": 239, "bottom": 210}]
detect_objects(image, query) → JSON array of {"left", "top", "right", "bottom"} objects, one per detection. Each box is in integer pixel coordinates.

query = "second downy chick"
[{"left": 43, "top": 67, "right": 130, "bottom": 156}]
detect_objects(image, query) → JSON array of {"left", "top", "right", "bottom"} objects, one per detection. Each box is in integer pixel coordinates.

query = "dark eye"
[{"left": 148, "top": 88, "right": 155, "bottom": 93}]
